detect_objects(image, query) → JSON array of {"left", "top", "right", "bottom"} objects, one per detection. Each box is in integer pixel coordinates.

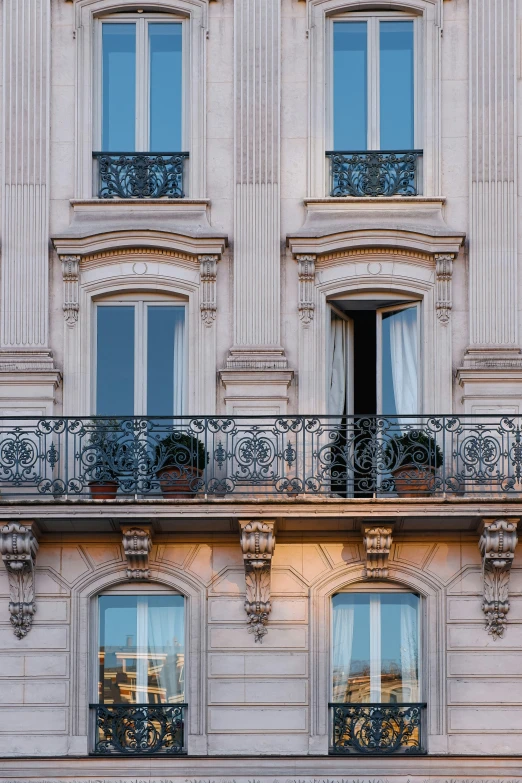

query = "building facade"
[{"left": 1, "top": 0, "right": 522, "bottom": 781}]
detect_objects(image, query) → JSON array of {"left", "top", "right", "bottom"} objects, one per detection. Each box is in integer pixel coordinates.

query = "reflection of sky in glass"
[
  {"left": 96, "top": 306, "right": 134, "bottom": 416},
  {"left": 380, "top": 22, "right": 414, "bottom": 149},
  {"left": 333, "top": 22, "right": 367, "bottom": 149},
  {"left": 149, "top": 24, "right": 183, "bottom": 151},
  {"left": 99, "top": 595, "right": 185, "bottom": 704},
  {"left": 147, "top": 307, "right": 184, "bottom": 416},
  {"left": 102, "top": 24, "right": 136, "bottom": 151},
  {"left": 332, "top": 592, "right": 419, "bottom": 703}
]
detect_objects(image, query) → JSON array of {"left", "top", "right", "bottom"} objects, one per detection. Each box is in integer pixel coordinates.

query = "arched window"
[{"left": 330, "top": 589, "right": 425, "bottom": 754}]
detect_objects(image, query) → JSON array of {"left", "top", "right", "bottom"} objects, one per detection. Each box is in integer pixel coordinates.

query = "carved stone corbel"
[
  {"left": 435, "top": 254, "right": 454, "bottom": 325},
  {"left": 479, "top": 518, "right": 519, "bottom": 638},
  {"left": 0, "top": 523, "right": 39, "bottom": 638},
  {"left": 362, "top": 524, "right": 394, "bottom": 578},
  {"left": 296, "top": 254, "right": 316, "bottom": 326},
  {"left": 199, "top": 255, "right": 218, "bottom": 327},
  {"left": 239, "top": 520, "right": 276, "bottom": 642},
  {"left": 61, "top": 255, "right": 81, "bottom": 327},
  {"left": 122, "top": 525, "right": 153, "bottom": 579}
]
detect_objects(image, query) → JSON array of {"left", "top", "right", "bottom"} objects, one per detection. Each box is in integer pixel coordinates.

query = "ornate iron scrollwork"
[
  {"left": 91, "top": 703, "right": 186, "bottom": 755},
  {"left": 93, "top": 152, "right": 188, "bottom": 198},
  {"left": 330, "top": 703, "right": 426, "bottom": 755},
  {"left": 326, "top": 150, "right": 422, "bottom": 197}
]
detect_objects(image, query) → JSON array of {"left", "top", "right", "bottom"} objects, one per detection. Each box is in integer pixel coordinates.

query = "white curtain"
[
  {"left": 329, "top": 313, "right": 346, "bottom": 417},
  {"left": 399, "top": 598, "right": 419, "bottom": 701},
  {"left": 332, "top": 601, "right": 355, "bottom": 702},
  {"left": 389, "top": 307, "right": 418, "bottom": 425},
  {"left": 147, "top": 598, "right": 185, "bottom": 703},
  {"left": 172, "top": 308, "right": 185, "bottom": 418}
]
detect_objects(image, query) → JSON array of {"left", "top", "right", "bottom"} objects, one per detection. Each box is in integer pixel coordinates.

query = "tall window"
[
  {"left": 95, "top": 299, "right": 185, "bottom": 416},
  {"left": 332, "top": 592, "right": 420, "bottom": 703},
  {"left": 332, "top": 15, "right": 416, "bottom": 150},
  {"left": 99, "top": 15, "right": 184, "bottom": 152},
  {"left": 98, "top": 594, "right": 185, "bottom": 704}
]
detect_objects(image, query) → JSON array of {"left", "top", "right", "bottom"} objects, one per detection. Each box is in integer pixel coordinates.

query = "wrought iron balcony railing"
[
  {"left": 326, "top": 150, "right": 422, "bottom": 197},
  {"left": 91, "top": 703, "right": 186, "bottom": 755},
  {"left": 1, "top": 414, "right": 522, "bottom": 500},
  {"left": 330, "top": 703, "right": 426, "bottom": 755},
  {"left": 93, "top": 152, "right": 188, "bottom": 198}
]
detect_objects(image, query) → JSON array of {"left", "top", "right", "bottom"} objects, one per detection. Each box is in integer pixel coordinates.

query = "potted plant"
[
  {"left": 385, "top": 430, "right": 443, "bottom": 497},
  {"left": 86, "top": 419, "right": 121, "bottom": 500},
  {"left": 155, "top": 431, "right": 207, "bottom": 498}
]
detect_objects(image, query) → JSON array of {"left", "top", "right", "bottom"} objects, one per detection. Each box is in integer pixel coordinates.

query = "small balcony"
[
  {"left": 0, "top": 415, "right": 522, "bottom": 501},
  {"left": 329, "top": 703, "right": 426, "bottom": 755},
  {"left": 92, "top": 152, "right": 189, "bottom": 199},
  {"left": 326, "top": 150, "right": 423, "bottom": 197},
  {"left": 90, "top": 703, "right": 187, "bottom": 755}
]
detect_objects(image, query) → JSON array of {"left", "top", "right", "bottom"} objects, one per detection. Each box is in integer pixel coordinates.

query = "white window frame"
[
  {"left": 93, "top": 586, "right": 187, "bottom": 708},
  {"left": 376, "top": 301, "right": 422, "bottom": 415},
  {"left": 93, "top": 294, "right": 187, "bottom": 416},
  {"left": 74, "top": 0, "right": 208, "bottom": 199},
  {"left": 327, "top": 11, "right": 422, "bottom": 152},
  {"left": 93, "top": 12, "right": 189, "bottom": 153},
  {"left": 331, "top": 586, "right": 423, "bottom": 705}
]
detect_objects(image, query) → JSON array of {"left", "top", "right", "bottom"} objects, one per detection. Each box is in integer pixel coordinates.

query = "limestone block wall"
[{"left": 0, "top": 532, "right": 521, "bottom": 756}]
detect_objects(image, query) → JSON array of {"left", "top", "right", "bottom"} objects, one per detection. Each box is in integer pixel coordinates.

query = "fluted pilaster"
[
  {"left": 1, "top": 0, "right": 51, "bottom": 357},
  {"left": 469, "top": 0, "right": 517, "bottom": 348}
]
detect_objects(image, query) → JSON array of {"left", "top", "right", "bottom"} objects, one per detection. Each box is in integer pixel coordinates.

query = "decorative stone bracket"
[
  {"left": 479, "top": 518, "right": 519, "bottom": 638},
  {"left": 0, "top": 523, "right": 39, "bottom": 639},
  {"left": 362, "top": 524, "right": 394, "bottom": 578},
  {"left": 61, "top": 255, "right": 81, "bottom": 327},
  {"left": 239, "top": 520, "right": 276, "bottom": 642},
  {"left": 122, "top": 525, "right": 153, "bottom": 579},
  {"left": 296, "top": 254, "right": 316, "bottom": 326},
  {"left": 435, "top": 253, "right": 454, "bottom": 325},
  {"left": 199, "top": 255, "right": 218, "bottom": 327}
]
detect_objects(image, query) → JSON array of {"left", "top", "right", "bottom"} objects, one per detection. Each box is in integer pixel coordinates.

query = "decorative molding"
[
  {"left": 362, "top": 524, "right": 394, "bottom": 579},
  {"left": 479, "top": 518, "right": 519, "bottom": 638},
  {"left": 239, "top": 519, "right": 276, "bottom": 642},
  {"left": 61, "top": 256, "right": 81, "bottom": 327},
  {"left": 0, "top": 523, "right": 39, "bottom": 639},
  {"left": 199, "top": 255, "right": 218, "bottom": 327},
  {"left": 121, "top": 525, "right": 153, "bottom": 580},
  {"left": 435, "top": 253, "right": 454, "bottom": 325},
  {"left": 296, "top": 255, "right": 316, "bottom": 326}
]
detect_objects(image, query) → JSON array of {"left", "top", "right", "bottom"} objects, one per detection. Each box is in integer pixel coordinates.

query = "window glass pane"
[
  {"left": 149, "top": 23, "right": 183, "bottom": 151},
  {"left": 332, "top": 592, "right": 419, "bottom": 703},
  {"left": 99, "top": 595, "right": 185, "bottom": 704},
  {"left": 102, "top": 24, "right": 136, "bottom": 151},
  {"left": 379, "top": 21, "right": 414, "bottom": 149},
  {"left": 147, "top": 306, "right": 185, "bottom": 416},
  {"left": 333, "top": 22, "right": 367, "bottom": 150},
  {"left": 381, "top": 307, "right": 418, "bottom": 418},
  {"left": 96, "top": 306, "right": 135, "bottom": 416}
]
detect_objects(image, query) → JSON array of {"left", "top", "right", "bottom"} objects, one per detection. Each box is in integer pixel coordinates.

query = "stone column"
[
  {"left": 0, "top": 0, "right": 58, "bottom": 408},
  {"left": 220, "top": 0, "right": 293, "bottom": 413},
  {"left": 465, "top": 0, "right": 518, "bottom": 362}
]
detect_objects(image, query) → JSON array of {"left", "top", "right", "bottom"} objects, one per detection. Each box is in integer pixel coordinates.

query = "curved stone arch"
[
  {"left": 307, "top": 0, "right": 444, "bottom": 197},
  {"left": 73, "top": 0, "right": 210, "bottom": 199},
  {"left": 309, "top": 560, "right": 446, "bottom": 753},
  {"left": 70, "top": 562, "right": 208, "bottom": 753},
  {"left": 61, "top": 248, "right": 217, "bottom": 415}
]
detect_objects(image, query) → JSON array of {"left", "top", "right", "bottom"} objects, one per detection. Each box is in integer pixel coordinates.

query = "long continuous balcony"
[
  {"left": 1, "top": 415, "right": 522, "bottom": 501},
  {"left": 92, "top": 152, "right": 189, "bottom": 199},
  {"left": 326, "top": 150, "right": 423, "bottom": 197}
]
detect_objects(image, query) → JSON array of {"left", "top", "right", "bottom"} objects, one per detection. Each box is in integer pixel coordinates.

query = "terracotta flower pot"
[
  {"left": 391, "top": 464, "right": 436, "bottom": 498},
  {"left": 157, "top": 466, "right": 202, "bottom": 498},
  {"left": 89, "top": 480, "right": 119, "bottom": 500}
]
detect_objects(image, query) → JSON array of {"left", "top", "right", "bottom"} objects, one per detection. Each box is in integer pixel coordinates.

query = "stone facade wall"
[{"left": 1, "top": 535, "right": 521, "bottom": 758}]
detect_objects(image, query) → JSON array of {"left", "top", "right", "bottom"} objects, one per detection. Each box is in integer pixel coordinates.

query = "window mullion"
[
  {"left": 136, "top": 597, "right": 149, "bottom": 703},
  {"left": 369, "top": 18, "right": 379, "bottom": 150},
  {"left": 369, "top": 595, "right": 381, "bottom": 701},
  {"left": 136, "top": 19, "right": 148, "bottom": 151}
]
